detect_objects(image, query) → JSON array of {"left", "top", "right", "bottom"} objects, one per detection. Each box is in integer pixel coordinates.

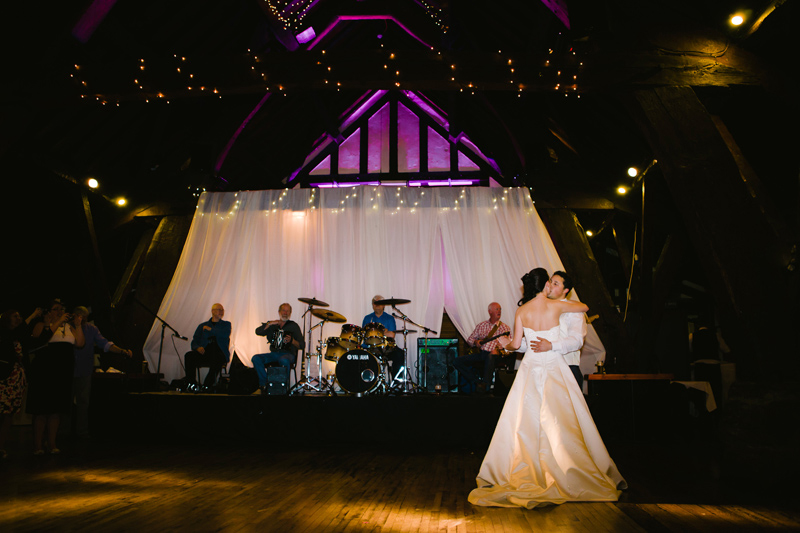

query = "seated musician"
[
  {"left": 362, "top": 295, "right": 404, "bottom": 381},
  {"left": 184, "top": 303, "right": 231, "bottom": 392},
  {"left": 454, "top": 302, "right": 511, "bottom": 393},
  {"left": 252, "top": 303, "right": 305, "bottom": 393}
]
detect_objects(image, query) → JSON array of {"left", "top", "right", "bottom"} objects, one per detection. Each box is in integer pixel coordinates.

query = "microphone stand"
[
  {"left": 133, "top": 297, "right": 187, "bottom": 378},
  {"left": 390, "top": 309, "right": 437, "bottom": 394}
]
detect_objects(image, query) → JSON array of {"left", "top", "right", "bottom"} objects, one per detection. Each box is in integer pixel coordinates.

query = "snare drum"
[
  {"left": 335, "top": 349, "right": 383, "bottom": 394},
  {"left": 339, "top": 324, "right": 363, "bottom": 349},
  {"left": 362, "top": 322, "right": 387, "bottom": 346},
  {"left": 323, "top": 337, "right": 349, "bottom": 362}
]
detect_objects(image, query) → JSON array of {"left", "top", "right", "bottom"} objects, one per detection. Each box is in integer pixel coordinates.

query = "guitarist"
[{"left": 455, "top": 302, "right": 511, "bottom": 393}]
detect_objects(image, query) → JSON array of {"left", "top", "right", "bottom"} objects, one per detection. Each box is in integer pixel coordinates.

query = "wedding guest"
[
  {"left": 71, "top": 306, "right": 133, "bottom": 438},
  {"left": 0, "top": 308, "right": 40, "bottom": 459},
  {"left": 28, "top": 299, "right": 85, "bottom": 455}
]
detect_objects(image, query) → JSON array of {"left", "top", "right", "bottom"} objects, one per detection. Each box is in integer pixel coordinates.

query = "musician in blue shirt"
[
  {"left": 362, "top": 295, "right": 405, "bottom": 382},
  {"left": 252, "top": 303, "right": 305, "bottom": 392},
  {"left": 184, "top": 303, "right": 231, "bottom": 391}
]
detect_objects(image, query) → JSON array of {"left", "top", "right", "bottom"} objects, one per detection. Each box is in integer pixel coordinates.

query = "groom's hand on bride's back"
[{"left": 531, "top": 337, "right": 552, "bottom": 352}]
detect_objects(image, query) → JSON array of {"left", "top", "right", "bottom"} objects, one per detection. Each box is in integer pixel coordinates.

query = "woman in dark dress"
[
  {"left": 0, "top": 308, "right": 39, "bottom": 459},
  {"left": 28, "top": 300, "right": 84, "bottom": 455}
]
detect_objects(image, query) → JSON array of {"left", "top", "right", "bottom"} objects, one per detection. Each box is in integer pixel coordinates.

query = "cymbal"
[
  {"left": 393, "top": 329, "right": 418, "bottom": 334},
  {"left": 298, "top": 297, "right": 329, "bottom": 307},
  {"left": 374, "top": 297, "right": 410, "bottom": 306},
  {"left": 310, "top": 308, "right": 347, "bottom": 323}
]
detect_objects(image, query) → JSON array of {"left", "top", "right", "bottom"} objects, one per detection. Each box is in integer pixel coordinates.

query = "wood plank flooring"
[{"left": 1, "top": 431, "right": 799, "bottom": 532}]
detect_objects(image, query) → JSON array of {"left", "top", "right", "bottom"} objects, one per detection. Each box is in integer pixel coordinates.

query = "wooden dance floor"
[{"left": 1, "top": 392, "right": 799, "bottom": 532}]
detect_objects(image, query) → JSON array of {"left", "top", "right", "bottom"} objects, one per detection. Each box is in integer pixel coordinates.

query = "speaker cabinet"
[
  {"left": 266, "top": 366, "right": 290, "bottom": 395},
  {"left": 418, "top": 339, "right": 459, "bottom": 393}
]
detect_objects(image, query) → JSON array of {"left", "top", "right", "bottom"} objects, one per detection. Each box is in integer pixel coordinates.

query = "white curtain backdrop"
[{"left": 143, "top": 187, "right": 605, "bottom": 385}]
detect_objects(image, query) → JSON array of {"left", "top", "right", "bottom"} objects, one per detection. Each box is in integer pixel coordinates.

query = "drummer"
[{"left": 362, "top": 295, "right": 404, "bottom": 381}]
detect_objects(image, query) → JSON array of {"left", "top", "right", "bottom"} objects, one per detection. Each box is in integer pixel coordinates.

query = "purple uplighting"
[
  {"left": 342, "top": 90, "right": 387, "bottom": 132},
  {"left": 541, "top": 0, "right": 570, "bottom": 29},
  {"left": 215, "top": 92, "right": 271, "bottom": 174},
  {"left": 307, "top": 15, "right": 433, "bottom": 50},
  {"left": 72, "top": 0, "right": 117, "bottom": 43},
  {"left": 408, "top": 179, "right": 481, "bottom": 187},
  {"left": 296, "top": 27, "right": 316, "bottom": 44},
  {"left": 311, "top": 181, "right": 381, "bottom": 188},
  {"left": 403, "top": 91, "right": 448, "bottom": 130},
  {"left": 309, "top": 179, "right": 481, "bottom": 189}
]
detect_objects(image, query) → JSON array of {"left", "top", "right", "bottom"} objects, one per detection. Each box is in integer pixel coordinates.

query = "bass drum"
[{"left": 335, "top": 349, "right": 383, "bottom": 394}]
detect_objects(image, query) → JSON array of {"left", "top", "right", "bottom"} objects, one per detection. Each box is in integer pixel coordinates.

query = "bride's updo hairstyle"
[{"left": 518, "top": 268, "right": 549, "bottom": 306}]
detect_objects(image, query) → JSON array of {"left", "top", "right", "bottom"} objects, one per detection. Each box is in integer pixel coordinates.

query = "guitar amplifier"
[{"left": 418, "top": 339, "right": 459, "bottom": 393}]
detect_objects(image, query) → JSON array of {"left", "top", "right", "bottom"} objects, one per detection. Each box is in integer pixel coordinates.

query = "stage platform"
[
  {"left": 89, "top": 370, "right": 708, "bottom": 449},
  {"left": 92, "top": 389, "right": 509, "bottom": 449}
]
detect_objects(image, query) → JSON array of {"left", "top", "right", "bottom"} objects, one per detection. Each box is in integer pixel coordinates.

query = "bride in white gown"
[{"left": 468, "top": 268, "right": 626, "bottom": 509}]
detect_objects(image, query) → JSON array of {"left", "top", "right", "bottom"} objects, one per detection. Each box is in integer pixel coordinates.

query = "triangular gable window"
[
  {"left": 338, "top": 128, "right": 360, "bottom": 175},
  {"left": 289, "top": 90, "right": 501, "bottom": 187},
  {"left": 310, "top": 154, "right": 331, "bottom": 175}
]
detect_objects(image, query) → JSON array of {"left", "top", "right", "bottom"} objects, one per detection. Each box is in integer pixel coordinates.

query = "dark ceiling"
[
  {"left": 1, "top": 0, "right": 797, "bottom": 361},
  {"left": 1, "top": 0, "right": 795, "bottom": 217}
]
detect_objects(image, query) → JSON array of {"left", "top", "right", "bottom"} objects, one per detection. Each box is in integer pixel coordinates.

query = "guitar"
[{"left": 466, "top": 331, "right": 510, "bottom": 355}]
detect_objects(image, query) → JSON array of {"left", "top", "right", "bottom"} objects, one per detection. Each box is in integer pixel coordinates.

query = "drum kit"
[{"left": 290, "top": 296, "right": 437, "bottom": 396}]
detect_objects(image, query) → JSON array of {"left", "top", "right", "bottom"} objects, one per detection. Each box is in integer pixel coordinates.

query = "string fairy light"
[{"left": 67, "top": 24, "right": 585, "bottom": 103}]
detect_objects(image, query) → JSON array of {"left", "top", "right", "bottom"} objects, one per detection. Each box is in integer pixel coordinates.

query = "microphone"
[
  {"left": 391, "top": 313, "right": 404, "bottom": 320},
  {"left": 174, "top": 334, "right": 189, "bottom": 341}
]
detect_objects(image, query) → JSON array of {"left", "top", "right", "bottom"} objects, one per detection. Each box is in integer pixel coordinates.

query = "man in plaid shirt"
[{"left": 454, "top": 302, "right": 511, "bottom": 393}]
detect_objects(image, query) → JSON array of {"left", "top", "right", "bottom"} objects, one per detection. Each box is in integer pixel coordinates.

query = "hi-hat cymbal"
[
  {"left": 374, "top": 297, "right": 410, "bottom": 306},
  {"left": 298, "top": 297, "right": 329, "bottom": 307},
  {"left": 310, "top": 308, "right": 347, "bottom": 323}
]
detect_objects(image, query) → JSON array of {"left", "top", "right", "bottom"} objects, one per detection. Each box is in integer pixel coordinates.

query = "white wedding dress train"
[{"left": 468, "top": 326, "right": 626, "bottom": 508}]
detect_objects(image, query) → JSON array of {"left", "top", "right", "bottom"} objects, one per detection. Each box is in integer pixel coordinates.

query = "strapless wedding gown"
[{"left": 468, "top": 326, "right": 626, "bottom": 508}]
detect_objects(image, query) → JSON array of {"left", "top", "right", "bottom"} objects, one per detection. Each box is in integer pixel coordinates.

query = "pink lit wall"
[{"left": 397, "top": 103, "right": 419, "bottom": 173}]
